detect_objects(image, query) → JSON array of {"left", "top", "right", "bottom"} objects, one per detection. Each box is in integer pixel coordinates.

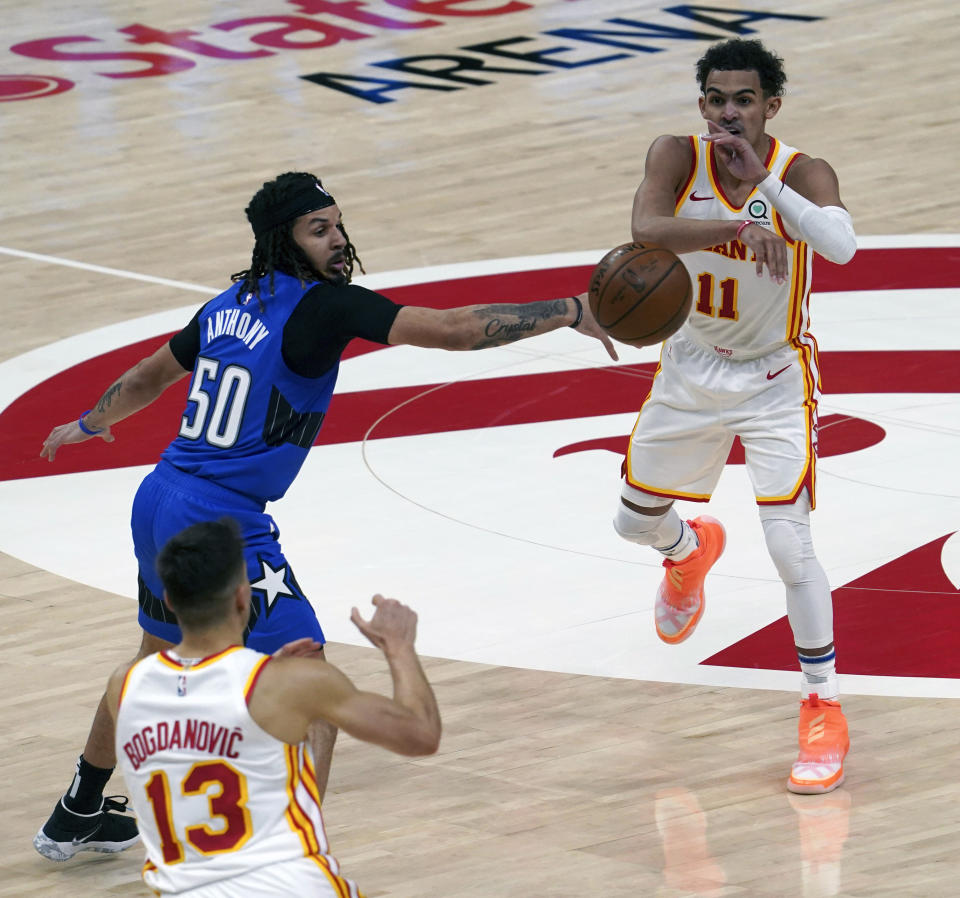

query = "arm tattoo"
[
  {"left": 95, "top": 380, "right": 123, "bottom": 413},
  {"left": 469, "top": 299, "right": 568, "bottom": 350}
]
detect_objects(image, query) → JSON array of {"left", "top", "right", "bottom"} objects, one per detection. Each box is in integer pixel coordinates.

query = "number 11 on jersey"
[{"left": 695, "top": 273, "right": 740, "bottom": 321}]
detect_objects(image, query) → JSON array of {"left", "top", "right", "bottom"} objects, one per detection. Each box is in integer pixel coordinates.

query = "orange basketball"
[{"left": 587, "top": 243, "right": 693, "bottom": 347}]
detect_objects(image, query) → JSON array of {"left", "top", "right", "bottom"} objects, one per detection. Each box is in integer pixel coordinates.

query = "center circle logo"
[{"left": 748, "top": 199, "right": 767, "bottom": 219}]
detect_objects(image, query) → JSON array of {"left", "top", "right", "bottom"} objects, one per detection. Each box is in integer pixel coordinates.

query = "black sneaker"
[{"left": 34, "top": 796, "right": 140, "bottom": 861}]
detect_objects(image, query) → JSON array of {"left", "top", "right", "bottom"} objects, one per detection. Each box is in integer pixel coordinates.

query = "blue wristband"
[{"left": 78, "top": 410, "right": 103, "bottom": 436}]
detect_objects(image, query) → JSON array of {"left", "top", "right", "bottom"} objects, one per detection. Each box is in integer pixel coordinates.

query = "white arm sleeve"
[{"left": 757, "top": 173, "right": 857, "bottom": 265}]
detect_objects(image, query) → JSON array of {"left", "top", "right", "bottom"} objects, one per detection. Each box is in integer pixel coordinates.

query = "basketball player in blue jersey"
[
  {"left": 34, "top": 171, "right": 617, "bottom": 861},
  {"left": 613, "top": 40, "right": 857, "bottom": 794},
  {"left": 111, "top": 518, "right": 439, "bottom": 897}
]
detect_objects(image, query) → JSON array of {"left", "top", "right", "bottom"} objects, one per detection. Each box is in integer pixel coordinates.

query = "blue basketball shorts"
[{"left": 131, "top": 460, "right": 325, "bottom": 653}]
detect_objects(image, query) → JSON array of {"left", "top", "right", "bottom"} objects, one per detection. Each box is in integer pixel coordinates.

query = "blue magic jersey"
[{"left": 162, "top": 272, "right": 337, "bottom": 503}]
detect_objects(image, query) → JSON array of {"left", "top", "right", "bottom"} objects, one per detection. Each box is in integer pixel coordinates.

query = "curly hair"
[
  {"left": 231, "top": 171, "right": 364, "bottom": 302},
  {"left": 696, "top": 39, "right": 787, "bottom": 98}
]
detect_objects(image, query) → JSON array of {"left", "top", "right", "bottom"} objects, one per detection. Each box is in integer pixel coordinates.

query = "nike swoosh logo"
[
  {"left": 70, "top": 828, "right": 100, "bottom": 846},
  {"left": 689, "top": 192, "right": 713, "bottom": 202},
  {"left": 767, "top": 365, "right": 791, "bottom": 380}
]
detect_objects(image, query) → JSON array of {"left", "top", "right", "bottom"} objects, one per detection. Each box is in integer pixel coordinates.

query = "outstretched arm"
[
  {"left": 41, "top": 342, "right": 190, "bottom": 461},
  {"left": 387, "top": 295, "right": 618, "bottom": 361},
  {"left": 250, "top": 595, "right": 442, "bottom": 757}
]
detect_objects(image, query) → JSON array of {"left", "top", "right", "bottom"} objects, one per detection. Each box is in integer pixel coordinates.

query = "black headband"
[{"left": 248, "top": 180, "right": 337, "bottom": 239}]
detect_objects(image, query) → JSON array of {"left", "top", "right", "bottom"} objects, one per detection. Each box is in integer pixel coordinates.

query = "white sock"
[{"left": 656, "top": 520, "right": 699, "bottom": 562}]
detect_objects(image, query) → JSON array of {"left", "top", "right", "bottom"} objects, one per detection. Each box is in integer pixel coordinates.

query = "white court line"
[
  {"left": 3, "top": 233, "right": 958, "bottom": 294},
  {"left": 0, "top": 245, "right": 217, "bottom": 294},
  {"left": 3, "top": 239, "right": 960, "bottom": 697}
]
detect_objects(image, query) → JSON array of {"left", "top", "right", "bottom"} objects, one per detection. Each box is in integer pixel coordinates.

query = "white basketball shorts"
[{"left": 624, "top": 331, "right": 821, "bottom": 508}]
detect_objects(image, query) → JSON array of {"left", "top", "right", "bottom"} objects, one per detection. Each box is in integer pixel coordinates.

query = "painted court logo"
[
  {"left": 1, "top": 3, "right": 824, "bottom": 103},
  {"left": 0, "top": 73, "right": 74, "bottom": 101},
  {"left": 0, "top": 244, "right": 956, "bottom": 695}
]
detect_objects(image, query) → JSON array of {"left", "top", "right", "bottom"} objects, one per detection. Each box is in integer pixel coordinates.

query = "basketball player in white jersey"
[
  {"left": 614, "top": 38, "right": 857, "bottom": 794},
  {"left": 108, "top": 517, "right": 440, "bottom": 897}
]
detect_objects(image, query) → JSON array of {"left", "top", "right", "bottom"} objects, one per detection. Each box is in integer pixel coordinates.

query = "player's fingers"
[
  {"left": 778, "top": 244, "right": 789, "bottom": 281},
  {"left": 600, "top": 332, "right": 619, "bottom": 361}
]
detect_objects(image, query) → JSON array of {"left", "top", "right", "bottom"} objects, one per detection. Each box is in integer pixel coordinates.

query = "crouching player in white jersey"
[
  {"left": 108, "top": 518, "right": 440, "bottom": 897},
  {"left": 615, "top": 38, "right": 857, "bottom": 793}
]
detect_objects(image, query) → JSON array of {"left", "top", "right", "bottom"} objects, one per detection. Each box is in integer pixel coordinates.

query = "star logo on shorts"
[{"left": 249, "top": 558, "right": 300, "bottom": 616}]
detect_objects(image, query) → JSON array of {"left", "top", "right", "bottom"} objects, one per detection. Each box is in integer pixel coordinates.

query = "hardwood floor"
[{"left": 2, "top": 2, "right": 959, "bottom": 895}]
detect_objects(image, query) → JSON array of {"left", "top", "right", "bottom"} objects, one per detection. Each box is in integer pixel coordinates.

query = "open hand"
[
  {"left": 351, "top": 594, "right": 418, "bottom": 653},
  {"left": 41, "top": 419, "right": 114, "bottom": 461},
  {"left": 572, "top": 292, "right": 619, "bottom": 361},
  {"left": 701, "top": 121, "right": 768, "bottom": 184},
  {"left": 272, "top": 637, "right": 324, "bottom": 660}
]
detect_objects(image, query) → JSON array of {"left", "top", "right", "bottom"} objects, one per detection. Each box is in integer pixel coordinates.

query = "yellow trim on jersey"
[
  {"left": 626, "top": 479, "right": 713, "bottom": 503},
  {"left": 299, "top": 748, "right": 324, "bottom": 811},
  {"left": 754, "top": 341, "right": 818, "bottom": 507},
  {"left": 284, "top": 744, "right": 321, "bottom": 856},
  {"left": 307, "top": 854, "right": 355, "bottom": 898},
  {"left": 706, "top": 137, "right": 780, "bottom": 213},
  {"left": 624, "top": 354, "right": 712, "bottom": 501},
  {"left": 243, "top": 655, "right": 271, "bottom": 704},
  {"left": 785, "top": 241, "right": 810, "bottom": 343},
  {"left": 675, "top": 136, "right": 699, "bottom": 210},
  {"left": 118, "top": 658, "right": 146, "bottom": 708}
]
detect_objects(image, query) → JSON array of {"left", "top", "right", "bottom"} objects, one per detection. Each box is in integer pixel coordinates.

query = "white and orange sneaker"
[
  {"left": 787, "top": 694, "right": 850, "bottom": 794},
  {"left": 655, "top": 516, "right": 726, "bottom": 644}
]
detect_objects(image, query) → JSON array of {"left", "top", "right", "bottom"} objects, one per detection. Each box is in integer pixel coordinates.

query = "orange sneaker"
[
  {"left": 787, "top": 694, "right": 850, "bottom": 794},
  {"left": 655, "top": 516, "right": 725, "bottom": 644}
]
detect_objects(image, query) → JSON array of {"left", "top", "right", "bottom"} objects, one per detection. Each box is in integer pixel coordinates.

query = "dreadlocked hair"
[{"left": 231, "top": 171, "right": 364, "bottom": 305}]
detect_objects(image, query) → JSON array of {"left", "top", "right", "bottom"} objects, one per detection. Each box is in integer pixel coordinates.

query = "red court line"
[{"left": 3, "top": 247, "right": 958, "bottom": 482}]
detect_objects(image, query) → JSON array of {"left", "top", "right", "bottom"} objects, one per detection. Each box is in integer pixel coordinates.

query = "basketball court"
[{"left": 2, "top": 2, "right": 959, "bottom": 895}]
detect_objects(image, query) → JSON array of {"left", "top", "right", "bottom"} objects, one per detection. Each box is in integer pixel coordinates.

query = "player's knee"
[
  {"left": 613, "top": 486, "right": 673, "bottom": 545},
  {"left": 761, "top": 516, "right": 815, "bottom": 587}
]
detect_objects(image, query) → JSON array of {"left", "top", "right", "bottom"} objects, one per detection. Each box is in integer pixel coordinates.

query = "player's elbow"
[
  {"left": 824, "top": 238, "right": 857, "bottom": 265},
  {"left": 397, "top": 721, "right": 441, "bottom": 756},
  {"left": 801, "top": 206, "right": 857, "bottom": 265}
]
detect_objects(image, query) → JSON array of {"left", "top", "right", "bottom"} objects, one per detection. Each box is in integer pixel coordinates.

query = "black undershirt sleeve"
[
  {"left": 282, "top": 283, "right": 403, "bottom": 379},
  {"left": 167, "top": 304, "right": 205, "bottom": 371}
]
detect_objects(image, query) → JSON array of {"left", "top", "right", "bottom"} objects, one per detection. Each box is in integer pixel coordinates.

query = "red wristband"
[{"left": 736, "top": 220, "right": 751, "bottom": 241}]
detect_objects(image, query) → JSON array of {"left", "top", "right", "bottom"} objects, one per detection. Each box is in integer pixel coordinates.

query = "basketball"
[{"left": 587, "top": 243, "right": 693, "bottom": 347}]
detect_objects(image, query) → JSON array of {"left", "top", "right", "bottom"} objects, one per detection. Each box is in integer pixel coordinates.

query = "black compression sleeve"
[
  {"left": 168, "top": 305, "right": 204, "bottom": 370},
  {"left": 283, "top": 284, "right": 403, "bottom": 378}
]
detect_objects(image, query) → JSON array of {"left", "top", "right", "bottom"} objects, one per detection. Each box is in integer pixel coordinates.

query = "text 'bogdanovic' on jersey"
[
  {"left": 676, "top": 135, "right": 813, "bottom": 358},
  {"left": 116, "top": 646, "right": 359, "bottom": 897},
  {"left": 162, "top": 271, "right": 337, "bottom": 504}
]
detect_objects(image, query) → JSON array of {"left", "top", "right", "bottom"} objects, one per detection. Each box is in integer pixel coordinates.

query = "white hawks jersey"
[
  {"left": 675, "top": 135, "right": 815, "bottom": 358},
  {"left": 115, "top": 645, "right": 359, "bottom": 897}
]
